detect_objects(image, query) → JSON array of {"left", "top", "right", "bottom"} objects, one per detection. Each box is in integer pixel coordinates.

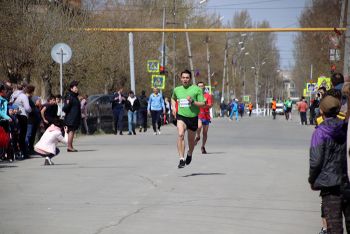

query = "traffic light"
[{"left": 160, "top": 66, "right": 165, "bottom": 74}]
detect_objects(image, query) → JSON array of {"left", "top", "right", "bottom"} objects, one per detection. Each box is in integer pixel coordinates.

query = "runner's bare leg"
[
  {"left": 177, "top": 120, "right": 186, "bottom": 159},
  {"left": 202, "top": 125, "right": 209, "bottom": 148},
  {"left": 187, "top": 129, "right": 196, "bottom": 156}
]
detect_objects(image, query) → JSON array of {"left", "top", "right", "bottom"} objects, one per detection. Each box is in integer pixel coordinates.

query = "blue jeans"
[{"left": 128, "top": 110, "right": 137, "bottom": 133}]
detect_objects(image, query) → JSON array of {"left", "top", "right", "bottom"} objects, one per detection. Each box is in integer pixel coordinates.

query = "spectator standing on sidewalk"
[
  {"left": 138, "top": 90, "right": 148, "bottom": 132},
  {"left": 308, "top": 95, "right": 350, "bottom": 233},
  {"left": 41, "top": 96, "right": 58, "bottom": 129},
  {"left": 111, "top": 87, "right": 126, "bottom": 135},
  {"left": 147, "top": 88, "right": 165, "bottom": 135},
  {"left": 220, "top": 101, "right": 227, "bottom": 117},
  {"left": 125, "top": 91, "right": 140, "bottom": 135},
  {"left": 12, "top": 84, "right": 33, "bottom": 159},
  {"left": 80, "top": 94, "right": 89, "bottom": 135},
  {"left": 298, "top": 96, "right": 308, "bottom": 125},
  {"left": 63, "top": 80, "right": 81, "bottom": 152}
]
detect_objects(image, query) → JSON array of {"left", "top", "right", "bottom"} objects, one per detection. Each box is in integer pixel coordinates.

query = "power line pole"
[
  {"left": 184, "top": 22, "right": 195, "bottom": 84},
  {"left": 172, "top": 0, "right": 177, "bottom": 89},
  {"left": 221, "top": 39, "right": 228, "bottom": 102},
  {"left": 161, "top": 6, "right": 166, "bottom": 77},
  {"left": 343, "top": 0, "right": 350, "bottom": 80},
  {"left": 206, "top": 36, "right": 211, "bottom": 87}
]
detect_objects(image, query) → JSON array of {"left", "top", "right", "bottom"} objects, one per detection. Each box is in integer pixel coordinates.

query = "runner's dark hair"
[{"left": 181, "top": 69, "right": 192, "bottom": 79}]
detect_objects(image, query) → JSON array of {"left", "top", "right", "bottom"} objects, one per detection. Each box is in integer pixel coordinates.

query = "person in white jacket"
[{"left": 34, "top": 119, "right": 68, "bottom": 165}]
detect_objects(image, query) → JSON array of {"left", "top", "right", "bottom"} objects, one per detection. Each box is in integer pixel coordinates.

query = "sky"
[{"left": 202, "top": 0, "right": 309, "bottom": 70}]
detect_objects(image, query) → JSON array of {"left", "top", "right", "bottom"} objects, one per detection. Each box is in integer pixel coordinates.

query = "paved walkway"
[{"left": 0, "top": 114, "right": 320, "bottom": 234}]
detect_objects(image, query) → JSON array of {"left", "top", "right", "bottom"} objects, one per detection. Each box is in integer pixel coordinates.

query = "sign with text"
[
  {"left": 151, "top": 75, "right": 166, "bottom": 89},
  {"left": 147, "top": 60, "right": 160, "bottom": 73}
]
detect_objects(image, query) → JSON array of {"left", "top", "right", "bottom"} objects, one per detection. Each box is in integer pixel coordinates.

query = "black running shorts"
[{"left": 176, "top": 114, "right": 198, "bottom": 132}]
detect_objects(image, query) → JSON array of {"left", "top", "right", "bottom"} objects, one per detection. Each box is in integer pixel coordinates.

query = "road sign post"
[{"left": 51, "top": 43, "right": 72, "bottom": 118}]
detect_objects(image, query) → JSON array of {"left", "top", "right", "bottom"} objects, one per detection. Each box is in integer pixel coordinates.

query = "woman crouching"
[{"left": 34, "top": 119, "right": 68, "bottom": 165}]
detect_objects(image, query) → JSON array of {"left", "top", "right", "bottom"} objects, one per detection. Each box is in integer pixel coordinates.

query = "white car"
[{"left": 275, "top": 103, "right": 284, "bottom": 115}]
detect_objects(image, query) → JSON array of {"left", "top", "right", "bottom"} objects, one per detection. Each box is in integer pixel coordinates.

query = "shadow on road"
[
  {"left": 0, "top": 164, "right": 18, "bottom": 169},
  {"left": 75, "top": 149, "right": 97, "bottom": 152},
  {"left": 48, "top": 163, "right": 78, "bottom": 166},
  {"left": 205, "top": 152, "right": 226, "bottom": 155},
  {"left": 182, "top": 172, "right": 226, "bottom": 177}
]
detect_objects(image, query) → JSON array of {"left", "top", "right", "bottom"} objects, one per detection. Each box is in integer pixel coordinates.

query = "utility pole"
[
  {"left": 161, "top": 6, "right": 166, "bottom": 78},
  {"left": 310, "top": 64, "right": 313, "bottom": 81},
  {"left": 206, "top": 36, "right": 211, "bottom": 87},
  {"left": 172, "top": 0, "right": 176, "bottom": 89},
  {"left": 343, "top": 0, "right": 350, "bottom": 80},
  {"left": 184, "top": 22, "right": 195, "bottom": 83},
  {"left": 129, "top": 33, "right": 135, "bottom": 93},
  {"left": 221, "top": 39, "right": 228, "bottom": 102}
]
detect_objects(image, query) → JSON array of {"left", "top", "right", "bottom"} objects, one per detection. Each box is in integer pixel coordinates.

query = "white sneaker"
[
  {"left": 154, "top": 132, "right": 158, "bottom": 135},
  {"left": 157, "top": 130, "right": 161, "bottom": 135},
  {"left": 44, "top": 157, "right": 54, "bottom": 165}
]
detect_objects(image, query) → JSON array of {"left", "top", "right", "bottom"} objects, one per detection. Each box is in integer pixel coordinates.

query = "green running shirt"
[{"left": 172, "top": 85, "right": 205, "bottom": 117}]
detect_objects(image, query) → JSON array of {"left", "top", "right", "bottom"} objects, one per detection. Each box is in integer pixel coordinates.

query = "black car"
[{"left": 86, "top": 94, "right": 128, "bottom": 133}]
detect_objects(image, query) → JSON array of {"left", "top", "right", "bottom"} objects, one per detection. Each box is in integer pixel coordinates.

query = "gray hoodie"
[{"left": 11, "top": 90, "right": 32, "bottom": 117}]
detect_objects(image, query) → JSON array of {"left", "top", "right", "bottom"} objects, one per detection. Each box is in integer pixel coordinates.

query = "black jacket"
[
  {"left": 111, "top": 92, "right": 126, "bottom": 110},
  {"left": 138, "top": 95, "right": 148, "bottom": 110},
  {"left": 125, "top": 98, "right": 140, "bottom": 112},
  {"left": 63, "top": 91, "right": 81, "bottom": 128},
  {"left": 308, "top": 117, "right": 348, "bottom": 190}
]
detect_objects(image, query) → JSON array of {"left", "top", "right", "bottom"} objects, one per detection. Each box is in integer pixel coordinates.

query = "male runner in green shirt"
[{"left": 171, "top": 70, "right": 205, "bottom": 168}]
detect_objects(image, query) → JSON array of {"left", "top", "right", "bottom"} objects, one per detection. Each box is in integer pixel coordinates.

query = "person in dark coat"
[
  {"left": 138, "top": 90, "right": 148, "bottom": 132},
  {"left": 63, "top": 80, "right": 81, "bottom": 152},
  {"left": 308, "top": 96, "right": 350, "bottom": 233},
  {"left": 111, "top": 87, "right": 126, "bottom": 135}
]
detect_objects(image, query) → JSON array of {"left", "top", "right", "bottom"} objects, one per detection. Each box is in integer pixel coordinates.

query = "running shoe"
[
  {"left": 201, "top": 146, "right": 207, "bottom": 154},
  {"left": 157, "top": 130, "right": 161, "bottom": 135},
  {"left": 319, "top": 228, "right": 327, "bottom": 234},
  {"left": 178, "top": 159, "right": 185, "bottom": 168},
  {"left": 185, "top": 154, "right": 192, "bottom": 165}
]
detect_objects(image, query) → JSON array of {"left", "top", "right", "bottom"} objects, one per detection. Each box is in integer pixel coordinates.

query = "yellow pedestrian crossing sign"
[
  {"left": 147, "top": 60, "right": 160, "bottom": 73},
  {"left": 151, "top": 75, "right": 166, "bottom": 89}
]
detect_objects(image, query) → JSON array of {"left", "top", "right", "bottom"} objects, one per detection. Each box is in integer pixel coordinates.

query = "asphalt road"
[{"left": 0, "top": 114, "right": 320, "bottom": 234}]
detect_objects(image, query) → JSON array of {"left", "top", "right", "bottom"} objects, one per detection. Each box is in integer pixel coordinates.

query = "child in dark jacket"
[{"left": 309, "top": 95, "right": 350, "bottom": 233}]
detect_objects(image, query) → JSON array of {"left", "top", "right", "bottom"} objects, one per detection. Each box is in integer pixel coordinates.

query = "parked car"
[
  {"left": 276, "top": 102, "right": 284, "bottom": 115},
  {"left": 251, "top": 108, "right": 264, "bottom": 115},
  {"left": 86, "top": 94, "right": 128, "bottom": 133}
]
